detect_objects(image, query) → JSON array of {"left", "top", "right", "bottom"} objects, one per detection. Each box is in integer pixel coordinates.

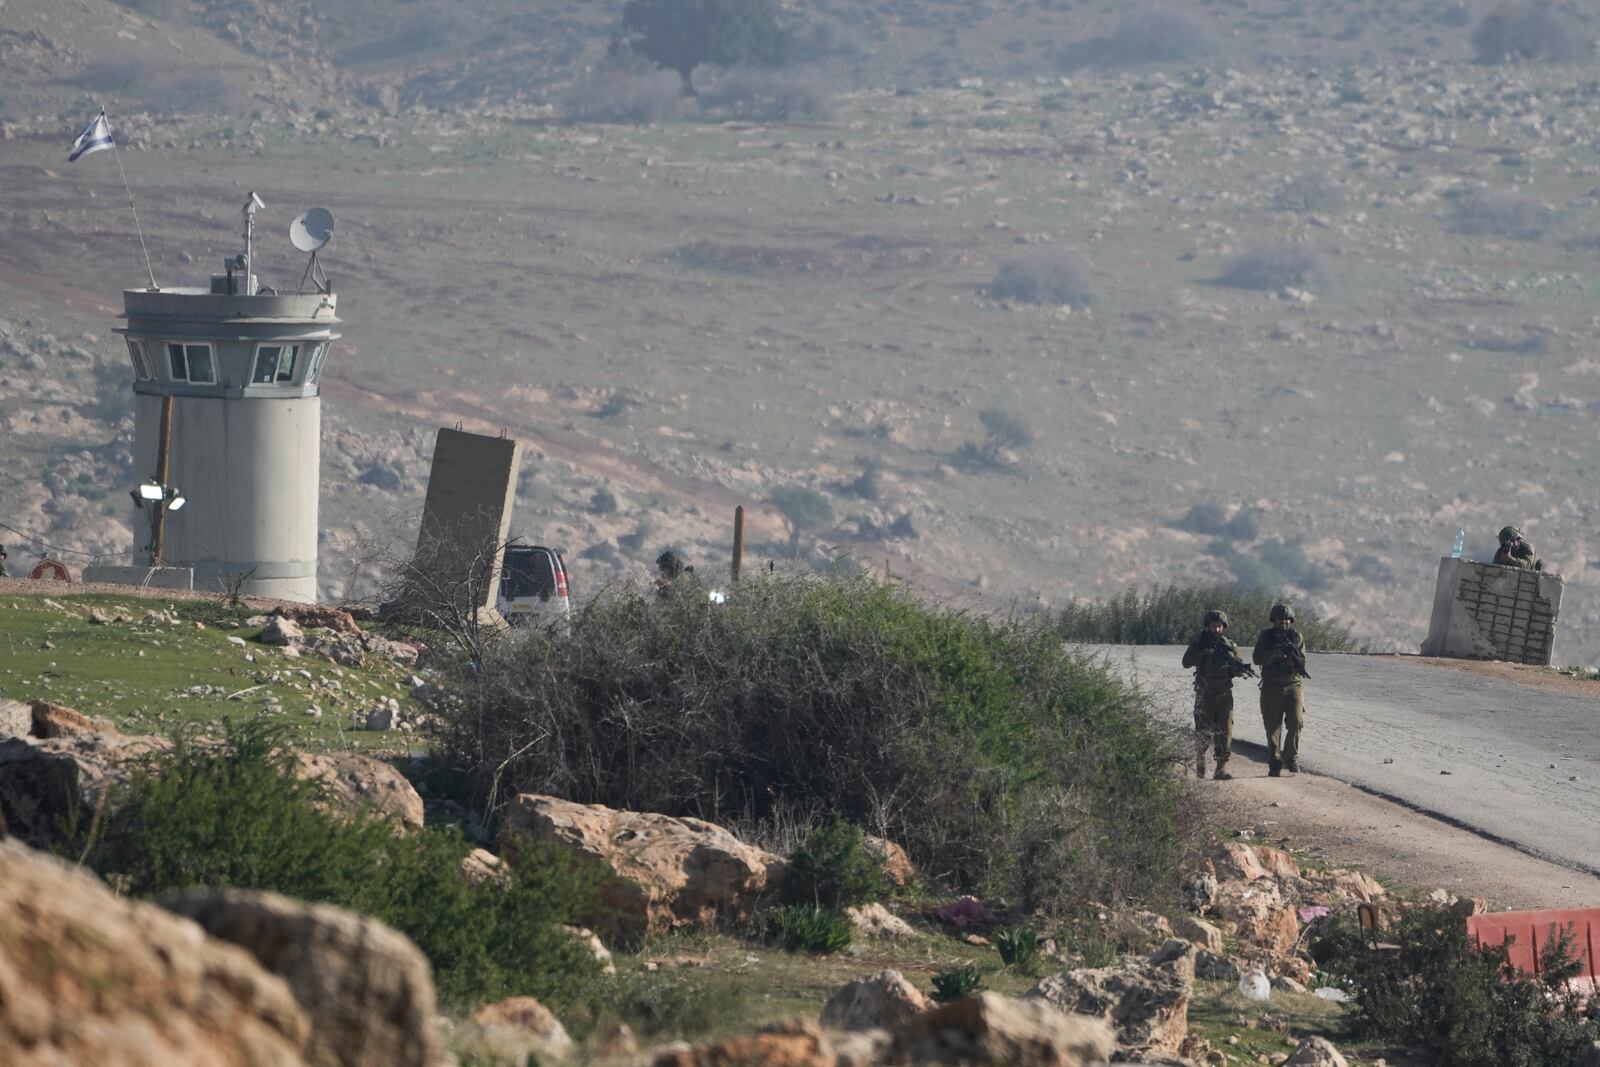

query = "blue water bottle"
[{"left": 1451, "top": 528, "right": 1465, "bottom": 559}]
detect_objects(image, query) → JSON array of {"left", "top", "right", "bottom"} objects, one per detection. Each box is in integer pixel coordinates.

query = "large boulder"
[
  {"left": 161, "top": 888, "right": 439, "bottom": 1067},
  {"left": 846, "top": 902, "right": 918, "bottom": 941},
  {"left": 0, "top": 838, "right": 311, "bottom": 1066},
  {"left": 30, "top": 699, "right": 116, "bottom": 737},
  {"left": 455, "top": 996, "right": 573, "bottom": 1065},
  {"left": 1285, "top": 1035, "right": 1349, "bottom": 1067},
  {"left": 500, "top": 794, "right": 785, "bottom": 940},
  {"left": 863, "top": 834, "right": 916, "bottom": 887},
  {"left": 890, "top": 992, "right": 1115, "bottom": 1066},
  {"left": 260, "top": 615, "right": 304, "bottom": 647},
  {"left": 0, "top": 732, "right": 426, "bottom": 848},
  {"left": 652, "top": 1018, "right": 839, "bottom": 1067},
  {"left": 820, "top": 970, "right": 933, "bottom": 1031},
  {"left": 0, "top": 697, "right": 32, "bottom": 737},
  {"left": 1212, "top": 841, "right": 1300, "bottom": 883},
  {"left": 1027, "top": 942, "right": 1192, "bottom": 1057},
  {"left": 293, "top": 751, "right": 425, "bottom": 831},
  {"left": 0, "top": 731, "right": 166, "bottom": 848}
]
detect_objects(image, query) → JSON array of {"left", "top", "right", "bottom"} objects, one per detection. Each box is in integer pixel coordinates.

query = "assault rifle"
[
  {"left": 1203, "top": 633, "right": 1257, "bottom": 679},
  {"left": 1274, "top": 631, "right": 1310, "bottom": 679}
]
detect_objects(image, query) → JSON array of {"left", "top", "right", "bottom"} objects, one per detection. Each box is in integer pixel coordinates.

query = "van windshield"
[{"left": 502, "top": 548, "right": 556, "bottom": 600}]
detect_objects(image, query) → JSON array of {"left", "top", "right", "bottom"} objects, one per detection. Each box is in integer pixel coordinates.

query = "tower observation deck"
[{"left": 114, "top": 196, "right": 341, "bottom": 602}]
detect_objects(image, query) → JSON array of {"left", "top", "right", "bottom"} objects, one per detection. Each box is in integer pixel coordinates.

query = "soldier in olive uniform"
[
  {"left": 1182, "top": 609, "right": 1252, "bottom": 781},
  {"left": 1252, "top": 604, "right": 1308, "bottom": 777},
  {"left": 1492, "top": 526, "right": 1542, "bottom": 570}
]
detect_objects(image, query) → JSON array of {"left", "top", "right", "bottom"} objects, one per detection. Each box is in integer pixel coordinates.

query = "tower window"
[
  {"left": 126, "top": 338, "right": 153, "bottom": 380},
  {"left": 304, "top": 342, "right": 331, "bottom": 384},
  {"left": 166, "top": 342, "right": 215, "bottom": 384},
  {"left": 252, "top": 344, "right": 301, "bottom": 384}
]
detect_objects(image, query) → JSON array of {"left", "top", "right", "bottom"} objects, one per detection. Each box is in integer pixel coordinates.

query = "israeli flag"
[{"left": 68, "top": 110, "right": 113, "bottom": 162}]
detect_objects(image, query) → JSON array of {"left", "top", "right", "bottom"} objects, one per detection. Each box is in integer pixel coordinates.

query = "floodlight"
[
  {"left": 137, "top": 481, "right": 164, "bottom": 501},
  {"left": 166, "top": 493, "right": 186, "bottom": 512}
]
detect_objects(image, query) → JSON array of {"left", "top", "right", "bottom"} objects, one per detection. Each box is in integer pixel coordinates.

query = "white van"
[{"left": 496, "top": 543, "right": 570, "bottom": 626}]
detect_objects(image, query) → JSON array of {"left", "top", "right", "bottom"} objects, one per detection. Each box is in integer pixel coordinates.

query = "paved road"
[{"left": 1085, "top": 646, "right": 1600, "bottom": 876}]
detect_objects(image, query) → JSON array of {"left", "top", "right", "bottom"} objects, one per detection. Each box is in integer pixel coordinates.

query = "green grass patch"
[
  {"left": 0, "top": 594, "right": 419, "bottom": 750},
  {"left": 1056, "top": 583, "right": 1358, "bottom": 651}
]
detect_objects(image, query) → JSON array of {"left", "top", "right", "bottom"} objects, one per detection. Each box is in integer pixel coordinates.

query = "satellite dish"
[{"left": 290, "top": 207, "right": 336, "bottom": 253}]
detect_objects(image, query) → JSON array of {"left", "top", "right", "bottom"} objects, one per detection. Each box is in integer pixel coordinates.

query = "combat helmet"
[
  {"left": 656, "top": 549, "right": 687, "bottom": 579},
  {"left": 1269, "top": 603, "right": 1295, "bottom": 623},
  {"left": 1202, "top": 609, "right": 1229, "bottom": 628},
  {"left": 1498, "top": 525, "right": 1522, "bottom": 545}
]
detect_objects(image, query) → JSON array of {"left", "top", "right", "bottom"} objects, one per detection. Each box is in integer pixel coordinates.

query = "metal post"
[
  {"left": 151, "top": 393, "right": 173, "bottom": 565},
  {"left": 731, "top": 505, "right": 745, "bottom": 583}
]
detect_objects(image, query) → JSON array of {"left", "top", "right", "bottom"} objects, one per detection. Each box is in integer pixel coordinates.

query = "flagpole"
[{"left": 102, "top": 110, "right": 159, "bottom": 290}]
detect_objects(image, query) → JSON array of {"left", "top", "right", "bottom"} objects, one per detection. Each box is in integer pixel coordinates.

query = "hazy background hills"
[{"left": 2, "top": 0, "right": 1598, "bottom": 660}]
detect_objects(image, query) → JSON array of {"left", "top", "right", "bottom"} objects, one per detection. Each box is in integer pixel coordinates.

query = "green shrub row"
[
  {"left": 1056, "top": 582, "right": 1358, "bottom": 651},
  {"left": 436, "top": 573, "right": 1193, "bottom": 913},
  {"left": 78, "top": 722, "right": 605, "bottom": 1010}
]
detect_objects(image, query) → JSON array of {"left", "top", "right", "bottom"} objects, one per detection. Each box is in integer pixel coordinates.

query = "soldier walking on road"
[
  {"left": 1253, "top": 603, "right": 1308, "bottom": 777},
  {"left": 1182, "top": 609, "right": 1254, "bottom": 781}
]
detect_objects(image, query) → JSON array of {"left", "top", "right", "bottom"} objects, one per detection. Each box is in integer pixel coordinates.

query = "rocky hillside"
[{"left": 3, "top": 1, "right": 1600, "bottom": 657}]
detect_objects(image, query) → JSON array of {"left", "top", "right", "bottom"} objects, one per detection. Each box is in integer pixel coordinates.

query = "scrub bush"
[
  {"left": 80, "top": 722, "right": 605, "bottom": 1009},
  {"left": 435, "top": 574, "right": 1193, "bottom": 914}
]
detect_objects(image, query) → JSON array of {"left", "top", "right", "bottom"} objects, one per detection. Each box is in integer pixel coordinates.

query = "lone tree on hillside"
[
  {"left": 618, "top": 0, "right": 789, "bottom": 98},
  {"left": 770, "top": 486, "right": 834, "bottom": 557}
]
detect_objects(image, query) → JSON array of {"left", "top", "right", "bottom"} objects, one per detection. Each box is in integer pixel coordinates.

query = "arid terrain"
[{"left": 2, "top": 0, "right": 1599, "bottom": 660}]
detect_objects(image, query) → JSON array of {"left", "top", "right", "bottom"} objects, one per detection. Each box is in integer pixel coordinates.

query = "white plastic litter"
[
  {"left": 1314, "top": 986, "right": 1353, "bottom": 1003},
  {"left": 1239, "top": 969, "right": 1271, "bottom": 1001}
]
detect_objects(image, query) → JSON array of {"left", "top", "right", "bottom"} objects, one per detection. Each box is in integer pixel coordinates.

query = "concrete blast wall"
[
  {"left": 413, "top": 428, "right": 522, "bottom": 611},
  {"left": 1421, "top": 557, "right": 1562, "bottom": 665}
]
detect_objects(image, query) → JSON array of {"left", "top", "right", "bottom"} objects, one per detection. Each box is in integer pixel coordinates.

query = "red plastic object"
[
  {"left": 1468, "top": 908, "right": 1600, "bottom": 992},
  {"left": 27, "top": 559, "right": 69, "bottom": 581}
]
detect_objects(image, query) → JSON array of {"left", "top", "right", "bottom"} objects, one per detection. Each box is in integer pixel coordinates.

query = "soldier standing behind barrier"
[
  {"left": 1253, "top": 603, "right": 1309, "bottom": 777},
  {"left": 1492, "top": 525, "right": 1542, "bottom": 570},
  {"left": 1181, "top": 609, "right": 1254, "bottom": 781}
]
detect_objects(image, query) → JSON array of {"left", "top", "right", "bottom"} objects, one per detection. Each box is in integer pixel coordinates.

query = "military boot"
[
  {"left": 1212, "top": 759, "right": 1233, "bottom": 781},
  {"left": 1195, "top": 752, "right": 1207, "bottom": 780},
  {"left": 1282, "top": 759, "right": 1299, "bottom": 774},
  {"left": 1268, "top": 759, "right": 1282, "bottom": 777}
]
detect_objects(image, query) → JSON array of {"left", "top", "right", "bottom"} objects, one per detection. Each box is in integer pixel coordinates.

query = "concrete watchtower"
[{"left": 114, "top": 195, "right": 340, "bottom": 602}]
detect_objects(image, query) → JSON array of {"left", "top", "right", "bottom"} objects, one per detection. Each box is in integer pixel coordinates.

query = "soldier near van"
[
  {"left": 1492, "top": 526, "right": 1542, "bottom": 570},
  {"left": 1182, "top": 609, "right": 1254, "bottom": 781},
  {"left": 1253, "top": 604, "right": 1308, "bottom": 777}
]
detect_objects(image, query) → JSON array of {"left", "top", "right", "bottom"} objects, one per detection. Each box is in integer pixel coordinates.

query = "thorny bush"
[
  {"left": 1313, "top": 906, "right": 1600, "bottom": 1067},
  {"left": 435, "top": 574, "right": 1193, "bottom": 913}
]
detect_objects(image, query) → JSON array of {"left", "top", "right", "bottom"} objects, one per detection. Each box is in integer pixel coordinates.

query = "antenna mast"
[{"left": 241, "top": 192, "right": 265, "bottom": 295}]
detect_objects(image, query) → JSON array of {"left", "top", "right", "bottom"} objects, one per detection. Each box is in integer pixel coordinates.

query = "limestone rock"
[
  {"left": 260, "top": 615, "right": 304, "bottom": 646},
  {"left": 892, "top": 992, "right": 1115, "bottom": 1066},
  {"left": 560, "top": 924, "right": 617, "bottom": 974},
  {"left": 1108, "top": 908, "right": 1175, "bottom": 950},
  {"left": 274, "top": 605, "right": 361, "bottom": 635},
  {"left": 501, "top": 794, "right": 785, "bottom": 940},
  {"left": 29, "top": 699, "right": 115, "bottom": 737},
  {"left": 1285, "top": 1035, "right": 1348, "bottom": 1067},
  {"left": 1196, "top": 950, "right": 1242, "bottom": 982},
  {"left": 1027, "top": 942, "right": 1192, "bottom": 1057},
  {"left": 293, "top": 751, "right": 425, "bottom": 831},
  {"left": 162, "top": 888, "right": 439, "bottom": 1067},
  {"left": 652, "top": 1018, "right": 835, "bottom": 1067},
  {"left": 864, "top": 833, "right": 916, "bottom": 887},
  {"left": 459, "top": 996, "right": 573, "bottom": 1063},
  {"left": 0, "top": 731, "right": 167, "bottom": 848},
  {"left": 0, "top": 697, "right": 29, "bottom": 737},
  {"left": 461, "top": 846, "right": 509, "bottom": 885},
  {"left": 1212, "top": 842, "right": 1300, "bottom": 883},
  {"left": 846, "top": 902, "right": 917, "bottom": 940},
  {"left": 0, "top": 838, "right": 311, "bottom": 1066},
  {"left": 821, "top": 970, "right": 933, "bottom": 1031},
  {"left": 1175, "top": 914, "right": 1223, "bottom": 953}
]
